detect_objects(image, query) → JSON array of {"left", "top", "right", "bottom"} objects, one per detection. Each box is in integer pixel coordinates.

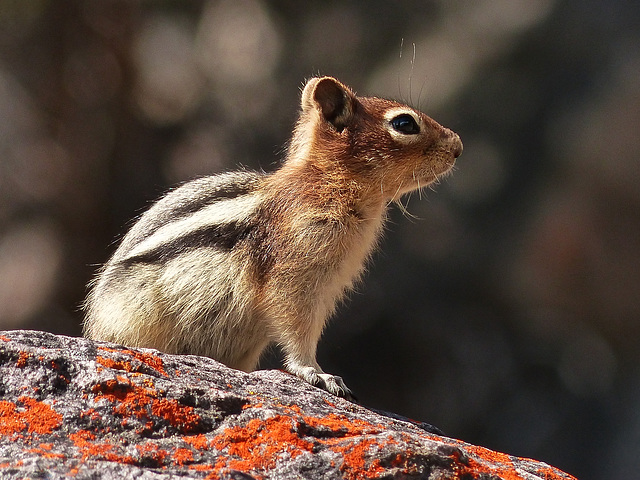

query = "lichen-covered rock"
[{"left": 0, "top": 330, "right": 577, "bottom": 479}]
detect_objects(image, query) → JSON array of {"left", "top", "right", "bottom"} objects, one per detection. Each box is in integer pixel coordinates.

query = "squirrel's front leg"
[{"left": 279, "top": 323, "right": 355, "bottom": 401}]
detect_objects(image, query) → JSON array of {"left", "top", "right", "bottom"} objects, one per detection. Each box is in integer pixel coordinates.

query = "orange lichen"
[
  {"left": 209, "top": 402, "right": 400, "bottom": 478},
  {"left": 188, "top": 463, "right": 216, "bottom": 472},
  {"left": 471, "top": 446, "right": 515, "bottom": 465},
  {"left": 69, "top": 429, "right": 96, "bottom": 445},
  {"left": 151, "top": 396, "right": 201, "bottom": 428},
  {"left": 79, "top": 408, "right": 102, "bottom": 422},
  {"left": 16, "top": 351, "right": 30, "bottom": 367},
  {"left": 91, "top": 377, "right": 201, "bottom": 432},
  {"left": 69, "top": 429, "right": 137, "bottom": 464},
  {"left": 0, "top": 396, "right": 62, "bottom": 436},
  {"left": 206, "top": 407, "right": 399, "bottom": 479},
  {"left": 446, "top": 442, "right": 577, "bottom": 480},
  {"left": 70, "top": 430, "right": 115, "bottom": 460},
  {"left": 184, "top": 434, "right": 210, "bottom": 450},
  {"left": 173, "top": 447, "right": 195, "bottom": 466},
  {"left": 96, "top": 356, "right": 140, "bottom": 376},
  {"left": 327, "top": 436, "right": 387, "bottom": 480},
  {"left": 27, "top": 446, "right": 66, "bottom": 460},
  {"left": 136, "top": 442, "right": 169, "bottom": 465},
  {"left": 301, "top": 412, "right": 382, "bottom": 436},
  {"left": 97, "top": 346, "right": 168, "bottom": 376},
  {"left": 211, "top": 415, "right": 314, "bottom": 473},
  {"left": 0, "top": 401, "right": 25, "bottom": 435}
]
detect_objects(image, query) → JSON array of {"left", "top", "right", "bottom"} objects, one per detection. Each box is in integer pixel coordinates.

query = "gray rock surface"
[{"left": 0, "top": 330, "right": 577, "bottom": 479}]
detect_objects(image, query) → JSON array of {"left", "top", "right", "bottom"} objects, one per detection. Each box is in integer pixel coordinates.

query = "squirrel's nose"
[
  {"left": 441, "top": 128, "right": 463, "bottom": 158},
  {"left": 452, "top": 134, "right": 463, "bottom": 158}
]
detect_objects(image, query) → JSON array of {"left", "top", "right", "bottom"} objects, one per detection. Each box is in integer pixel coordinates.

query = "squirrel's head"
[{"left": 289, "top": 76, "right": 462, "bottom": 201}]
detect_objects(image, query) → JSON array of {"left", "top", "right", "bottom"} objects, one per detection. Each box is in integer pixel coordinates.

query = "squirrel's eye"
[{"left": 390, "top": 114, "right": 420, "bottom": 135}]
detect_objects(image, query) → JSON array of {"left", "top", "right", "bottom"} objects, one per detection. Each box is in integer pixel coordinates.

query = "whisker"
[
  {"left": 418, "top": 75, "right": 428, "bottom": 111},
  {"left": 399, "top": 197, "right": 418, "bottom": 220},
  {"left": 409, "top": 42, "right": 416, "bottom": 105},
  {"left": 397, "top": 38, "right": 404, "bottom": 101}
]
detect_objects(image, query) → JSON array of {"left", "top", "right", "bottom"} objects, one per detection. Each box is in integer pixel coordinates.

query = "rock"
[{"left": 0, "top": 330, "right": 576, "bottom": 479}]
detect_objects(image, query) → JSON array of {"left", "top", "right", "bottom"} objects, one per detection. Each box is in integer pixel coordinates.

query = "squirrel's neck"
[{"left": 268, "top": 157, "right": 386, "bottom": 222}]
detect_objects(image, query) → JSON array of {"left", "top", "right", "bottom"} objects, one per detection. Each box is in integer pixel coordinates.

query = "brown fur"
[{"left": 83, "top": 76, "right": 462, "bottom": 399}]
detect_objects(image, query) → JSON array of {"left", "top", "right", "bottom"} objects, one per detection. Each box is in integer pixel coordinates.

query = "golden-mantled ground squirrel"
[{"left": 83, "top": 76, "right": 462, "bottom": 399}]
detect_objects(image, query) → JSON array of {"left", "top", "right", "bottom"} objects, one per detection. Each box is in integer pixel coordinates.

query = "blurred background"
[{"left": 0, "top": 1, "right": 638, "bottom": 478}]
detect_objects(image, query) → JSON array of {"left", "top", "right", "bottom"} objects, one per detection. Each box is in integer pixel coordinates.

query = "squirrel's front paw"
[
  {"left": 289, "top": 365, "right": 356, "bottom": 401},
  {"left": 316, "top": 373, "right": 356, "bottom": 401}
]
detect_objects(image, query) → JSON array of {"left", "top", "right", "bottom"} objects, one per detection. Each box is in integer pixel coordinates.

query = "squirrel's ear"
[{"left": 301, "top": 76, "right": 356, "bottom": 132}]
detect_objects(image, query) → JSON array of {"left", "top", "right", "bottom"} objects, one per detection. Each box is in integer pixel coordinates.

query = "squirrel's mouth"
[
  {"left": 418, "top": 153, "right": 457, "bottom": 185},
  {"left": 387, "top": 161, "right": 455, "bottom": 201},
  {"left": 424, "top": 161, "right": 456, "bottom": 186}
]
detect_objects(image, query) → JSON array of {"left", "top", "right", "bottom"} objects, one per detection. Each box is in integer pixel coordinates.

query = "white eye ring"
[{"left": 384, "top": 108, "right": 424, "bottom": 144}]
